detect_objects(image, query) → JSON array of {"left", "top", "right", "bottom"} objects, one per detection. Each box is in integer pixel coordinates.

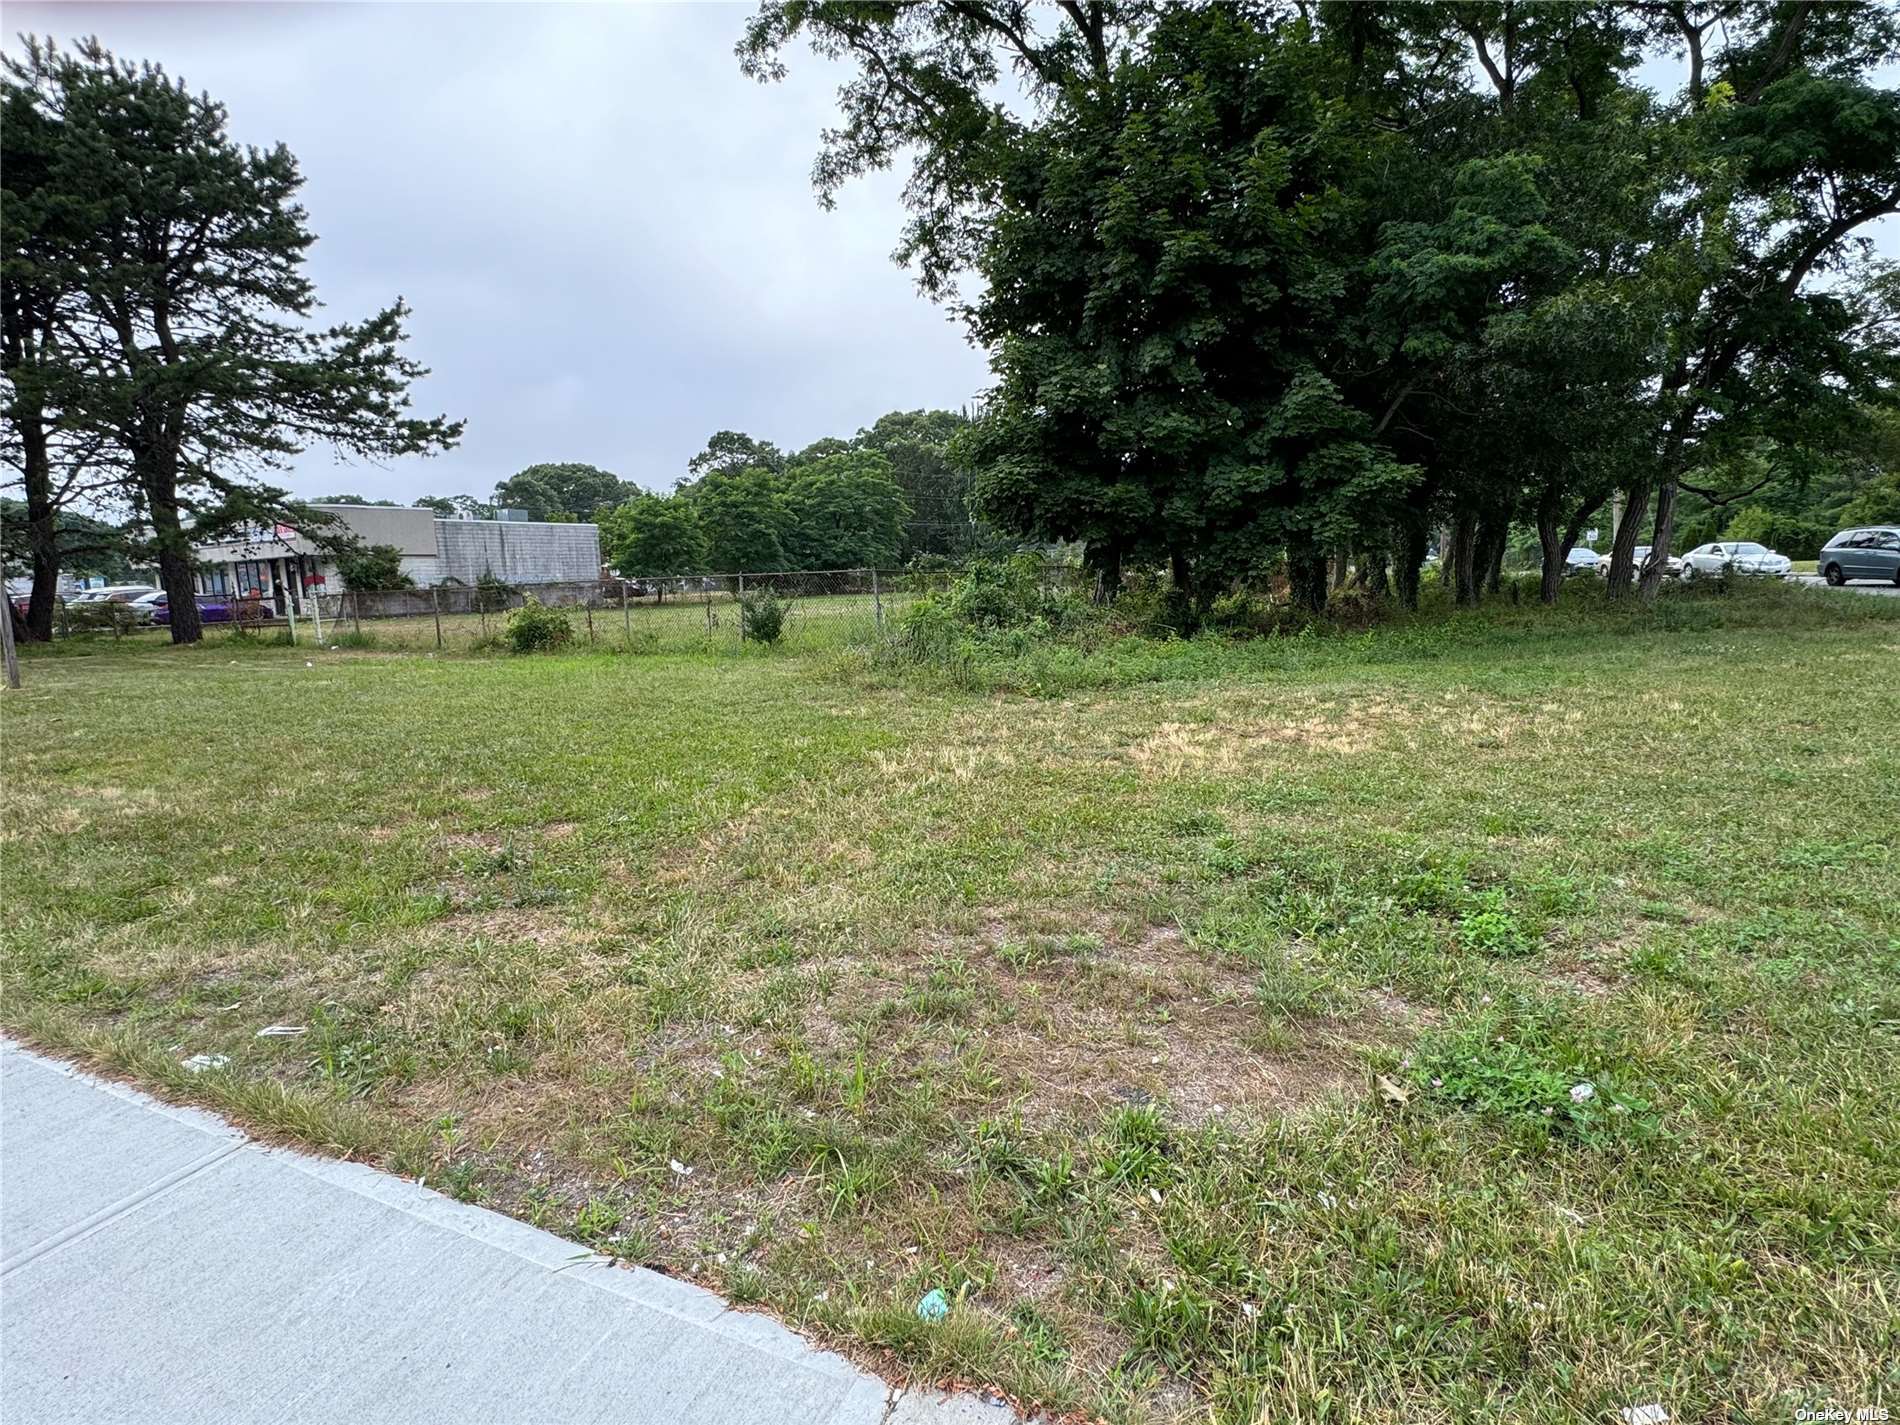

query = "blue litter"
[{"left": 915, "top": 1288, "right": 949, "bottom": 1322}]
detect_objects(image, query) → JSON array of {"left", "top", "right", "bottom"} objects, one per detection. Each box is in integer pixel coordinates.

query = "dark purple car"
[{"left": 150, "top": 595, "right": 256, "bottom": 625}]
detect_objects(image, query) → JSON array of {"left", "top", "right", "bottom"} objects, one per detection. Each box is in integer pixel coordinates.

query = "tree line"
[
  {"left": 2, "top": 38, "right": 460, "bottom": 643},
  {"left": 742, "top": 1, "right": 1900, "bottom": 611},
  {"left": 604, "top": 409, "right": 984, "bottom": 579}
]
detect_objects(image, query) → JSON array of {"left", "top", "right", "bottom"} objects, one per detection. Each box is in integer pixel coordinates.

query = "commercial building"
[{"left": 189, "top": 504, "right": 601, "bottom": 614}]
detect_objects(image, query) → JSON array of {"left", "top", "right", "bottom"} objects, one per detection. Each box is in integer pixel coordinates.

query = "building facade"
[{"left": 190, "top": 505, "right": 601, "bottom": 614}]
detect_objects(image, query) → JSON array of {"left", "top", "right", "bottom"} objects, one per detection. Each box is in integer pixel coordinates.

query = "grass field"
[{"left": 4, "top": 582, "right": 1897, "bottom": 1422}]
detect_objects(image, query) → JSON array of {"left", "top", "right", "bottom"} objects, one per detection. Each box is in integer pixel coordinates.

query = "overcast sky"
[
  {"left": 7, "top": 2, "right": 992, "bottom": 503},
  {"left": 7, "top": 6, "right": 1894, "bottom": 509}
]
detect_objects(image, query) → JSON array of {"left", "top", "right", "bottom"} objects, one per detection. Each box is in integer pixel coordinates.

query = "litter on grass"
[
  {"left": 915, "top": 1289, "right": 949, "bottom": 1322},
  {"left": 1620, "top": 1406, "right": 1668, "bottom": 1425},
  {"left": 181, "top": 1054, "right": 230, "bottom": 1072},
  {"left": 255, "top": 1024, "right": 307, "bottom": 1038}
]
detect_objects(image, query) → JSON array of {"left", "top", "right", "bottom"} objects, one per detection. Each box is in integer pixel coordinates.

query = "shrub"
[
  {"left": 739, "top": 588, "right": 786, "bottom": 644},
  {"left": 504, "top": 596, "right": 572, "bottom": 652},
  {"left": 475, "top": 569, "right": 516, "bottom": 613},
  {"left": 335, "top": 542, "right": 415, "bottom": 591},
  {"left": 61, "top": 600, "right": 140, "bottom": 637}
]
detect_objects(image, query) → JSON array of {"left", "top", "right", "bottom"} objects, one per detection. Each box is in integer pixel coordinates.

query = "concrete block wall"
[{"left": 433, "top": 521, "right": 601, "bottom": 586}]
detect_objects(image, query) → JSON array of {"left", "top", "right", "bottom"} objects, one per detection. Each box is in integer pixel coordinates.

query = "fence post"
[
  {"left": 871, "top": 567, "right": 883, "bottom": 633},
  {"left": 585, "top": 599, "right": 595, "bottom": 644},
  {"left": 0, "top": 557, "right": 20, "bottom": 690},
  {"left": 350, "top": 591, "right": 362, "bottom": 637},
  {"left": 735, "top": 572, "right": 745, "bottom": 642},
  {"left": 704, "top": 585, "right": 713, "bottom": 635},
  {"left": 430, "top": 585, "right": 443, "bottom": 649}
]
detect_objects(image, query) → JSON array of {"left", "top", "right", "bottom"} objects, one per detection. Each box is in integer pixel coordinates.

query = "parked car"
[
  {"left": 127, "top": 590, "right": 168, "bottom": 623},
  {"left": 152, "top": 597, "right": 254, "bottom": 625},
  {"left": 1596, "top": 545, "right": 1682, "bottom": 579},
  {"left": 1678, "top": 541, "right": 1791, "bottom": 580},
  {"left": 1817, "top": 526, "right": 1900, "bottom": 586},
  {"left": 68, "top": 584, "right": 159, "bottom": 605},
  {"left": 1561, "top": 547, "right": 1602, "bottom": 577}
]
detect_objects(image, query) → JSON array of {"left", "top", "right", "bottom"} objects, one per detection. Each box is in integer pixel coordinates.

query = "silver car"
[
  {"left": 1817, "top": 526, "right": 1900, "bottom": 586},
  {"left": 1678, "top": 541, "right": 1792, "bottom": 580}
]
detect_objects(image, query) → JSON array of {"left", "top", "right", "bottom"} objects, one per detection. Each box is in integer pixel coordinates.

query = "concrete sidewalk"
[{"left": 0, "top": 1041, "right": 1012, "bottom": 1424}]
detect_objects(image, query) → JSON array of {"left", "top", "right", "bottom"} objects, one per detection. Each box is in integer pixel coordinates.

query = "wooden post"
[
  {"left": 871, "top": 567, "right": 883, "bottom": 633},
  {"left": 620, "top": 581, "right": 630, "bottom": 644},
  {"left": 431, "top": 585, "right": 443, "bottom": 649},
  {"left": 350, "top": 591, "right": 362, "bottom": 637},
  {"left": 735, "top": 572, "right": 744, "bottom": 642},
  {"left": 585, "top": 599, "right": 595, "bottom": 644},
  {"left": 0, "top": 556, "right": 21, "bottom": 690}
]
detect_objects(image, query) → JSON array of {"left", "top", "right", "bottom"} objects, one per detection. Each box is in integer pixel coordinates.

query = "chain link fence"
[
  {"left": 296, "top": 568, "right": 938, "bottom": 653},
  {"left": 26, "top": 561, "right": 1095, "bottom": 654}
]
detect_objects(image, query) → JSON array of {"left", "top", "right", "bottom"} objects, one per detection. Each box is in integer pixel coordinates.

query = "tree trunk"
[
  {"left": 1366, "top": 551, "right": 1390, "bottom": 598},
  {"left": 1477, "top": 518, "right": 1507, "bottom": 597},
  {"left": 1536, "top": 502, "right": 1565, "bottom": 605},
  {"left": 1449, "top": 511, "right": 1479, "bottom": 608},
  {"left": 1641, "top": 478, "right": 1681, "bottom": 602},
  {"left": 1605, "top": 478, "right": 1650, "bottom": 599},
  {"left": 1395, "top": 523, "right": 1427, "bottom": 610},
  {"left": 1286, "top": 542, "right": 1328, "bottom": 614},
  {"left": 1087, "top": 542, "right": 1123, "bottom": 603},
  {"left": 19, "top": 419, "right": 59, "bottom": 642},
  {"left": 146, "top": 477, "right": 203, "bottom": 645},
  {"left": 1331, "top": 543, "right": 1350, "bottom": 592}
]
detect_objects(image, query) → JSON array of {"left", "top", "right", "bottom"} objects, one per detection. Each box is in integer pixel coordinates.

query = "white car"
[
  {"left": 127, "top": 590, "right": 169, "bottom": 623},
  {"left": 1562, "top": 548, "right": 1601, "bottom": 577},
  {"left": 1596, "top": 545, "right": 1683, "bottom": 579},
  {"left": 69, "top": 583, "right": 159, "bottom": 605},
  {"left": 1678, "top": 541, "right": 1791, "bottom": 580}
]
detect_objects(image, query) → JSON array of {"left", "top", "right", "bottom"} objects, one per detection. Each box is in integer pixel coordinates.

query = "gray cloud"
[{"left": 6, "top": 2, "right": 990, "bottom": 502}]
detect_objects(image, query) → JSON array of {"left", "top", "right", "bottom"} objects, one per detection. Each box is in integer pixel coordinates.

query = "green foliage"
[
  {"left": 687, "top": 467, "right": 789, "bottom": 572},
  {"left": 2, "top": 36, "right": 460, "bottom": 645},
  {"left": 1411, "top": 1022, "right": 1656, "bottom": 1147},
  {"left": 503, "top": 597, "right": 572, "bottom": 653},
  {"left": 738, "top": 588, "right": 786, "bottom": 644},
  {"left": 334, "top": 542, "right": 415, "bottom": 591},
  {"left": 604, "top": 493, "right": 705, "bottom": 577},
  {"left": 474, "top": 569, "right": 516, "bottom": 614},
  {"left": 782, "top": 450, "right": 911, "bottom": 570},
  {"left": 1719, "top": 506, "right": 1830, "bottom": 560},
  {"left": 746, "top": 2, "right": 1900, "bottom": 609},
  {"left": 1837, "top": 470, "right": 1900, "bottom": 527},
  {"left": 493, "top": 463, "right": 631, "bottom": 522}
]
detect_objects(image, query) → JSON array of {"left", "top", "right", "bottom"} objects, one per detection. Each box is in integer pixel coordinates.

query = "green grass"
[{"left": 4, "top": 581, "right": 1897, "bottom": 1422}]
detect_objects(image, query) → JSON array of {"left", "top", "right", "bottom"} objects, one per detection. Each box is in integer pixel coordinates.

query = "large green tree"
[
  {"left": 493, "top": 462, "right": 632, "bottom": 522},
  {"left": 688, "top": 466, "right": 791, "bottom": 572},
  {"left": 604, "top": 492, "right": 707, "bottom": 587},
  {"left": 854, "top": 409, "right": 974, "bottom": 558},
  {"left": 782, "top": 449, "right": 911, "bottom": 569},
  {"left": 743, "top": 1, "right": 1899, "bottom": 610},
  {"left": 5, "top": 38, "right": 461, "bottom": 644}
]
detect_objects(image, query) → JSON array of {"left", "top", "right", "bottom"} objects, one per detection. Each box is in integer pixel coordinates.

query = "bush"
[
  {"left": 475, "top": 570, "right": 516, "bottom": 613},
  {"left": 335, "top": 543, "right": 415, "bottom": 591},
  {"left": 504, "top": 596, "right": 572, "bottom": 652},
  {"left": 739, "top": 588, "right": 786, "bottom": 644},
  {"left": 61, "top": 600, "right": 139, "bottom": 637}
]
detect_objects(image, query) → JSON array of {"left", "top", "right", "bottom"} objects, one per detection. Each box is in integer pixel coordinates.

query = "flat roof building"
[{"left": 191, "top": 504, "right": 601, "bottom": 613}]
